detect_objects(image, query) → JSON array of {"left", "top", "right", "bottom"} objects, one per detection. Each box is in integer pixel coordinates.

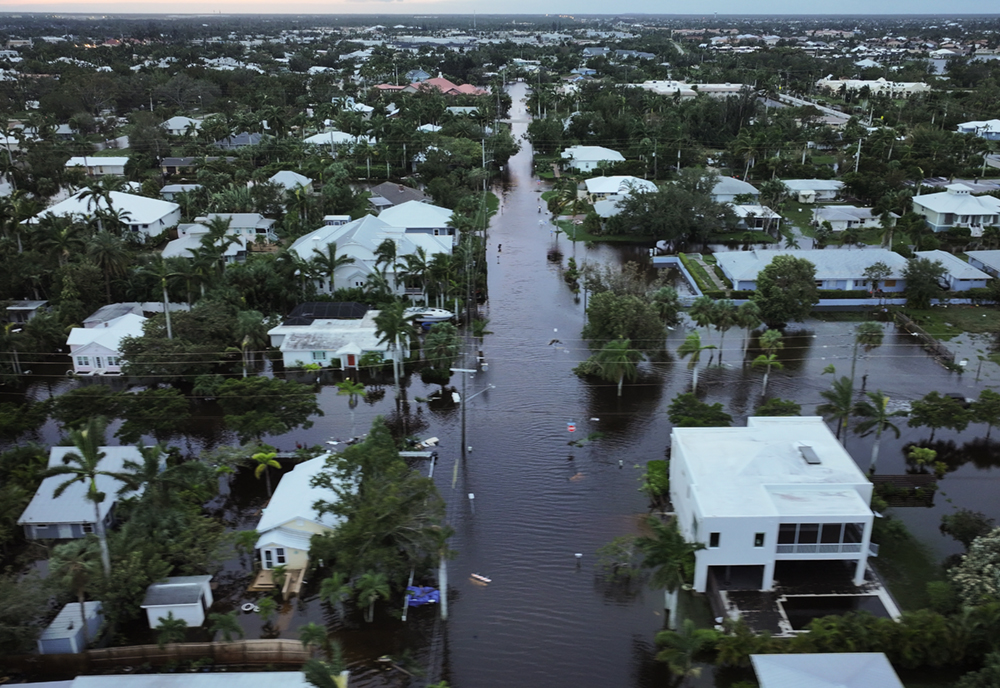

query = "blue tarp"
[{"left": 406, "top": 586, "right": 440, "bottom": 606}]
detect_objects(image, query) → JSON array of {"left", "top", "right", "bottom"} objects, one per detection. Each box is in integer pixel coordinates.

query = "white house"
[
  {"left": 671, "top": 417, "right": 876, "bottom": 594},
  {"left": 270, "top": 310, "right": 406, "bottom": 370},
  {"left": 813, "top": 205, "right": 895, "bottom": 232},
  {"left": 782, "top": 179, "right": 844, "bottom": 203},
  {"left": 255, "top": 455, "right": 344, "bottom": 570},
  {"left": 162, "top": 223, "right": 246, "bottom": 264},
  {"left": 160, "top": 183, "right": 202, "bottom": 201},
  {"left": 83, "top": 303, "right": 143, "bottom": 328},
  {"left": 631, "top": 80, "right": 747, "bottom": 99},
  {"left": 912, "top": 184, "right": 1000, "bottom": 234},
  {"left": 193, "top": 213, "right": 277, "bottom": 244},
  {"left": 751, "top": 653, "right": 904, "bottom": 688},
  {"left": 712, "top": 177, "right": 759, "bottom": 203},
  {"left": 18, "top": 445, "right": 145, "bottom": 540},
  {"left": 303, "top": 130, "right": 373, "bottom": 148},
  {"left": 67, "top": 312, "right": 146, "bottom": 375},
  {"left": 715, "top": 248, "right": 908, "bottom": 292},
  {"left": 5, "top": 299, "right": 47, "bottom": 324},
  {"left": 65, "top": 157, "right": 129, "bottom": 177},
  {"left": 732, "top": 205, "right": 782, "bottom": 231},
  {"left": 268, "top": 170, "right": 313, "bottom": 192},
  {"left": 33, "top": 190, "right": 181, "bottom": 238},
  {"left": 815, "top": 76, "right": 931, "bottom": 96},
  {"left": 966, "top": 250, "right": 1000, "bottom": 278},
  {"left": 560, "top": 145, "right": 625, "bottom": 172},
  {"left": 140, "top": 575, "right": 213, "bottom": 629},
  {"left": 377, "top": 200, "right": 454, "bottom": 238},
  {"left": 915, "top": 250, "right": 992, "bottom": 291},
  {"left": 38, "top": 601, "right": 103, "bottom": 655},
  {"left": 161, "top": 116, "right": 202, "bottom": 136},
  {"left": 956, "top": 118, "right": 1000, "bottom": 141},
  {"left": 583, "top": 175, "right": 657, "bottom": 200}
]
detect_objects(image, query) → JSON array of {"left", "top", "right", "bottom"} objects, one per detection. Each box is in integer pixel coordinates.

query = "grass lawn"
[
  {"left": 780, "top": 202, "right": 816, "bottom": 235},
  {"left": 555, "top": 219, "right": 651, "bottom": 244},
  {"left": 872, "top": 513, "right": 944, "bottom": 611},
  {"left": 902, "top": 305, "right": 1000, "bottom": 342}
]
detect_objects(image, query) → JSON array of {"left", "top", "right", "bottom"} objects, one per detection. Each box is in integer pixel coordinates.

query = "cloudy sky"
[{"left": 1, "top": 0, "right": 997, "bottom": 15}]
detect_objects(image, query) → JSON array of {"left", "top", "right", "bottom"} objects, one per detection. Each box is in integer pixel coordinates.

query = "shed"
[
  {"left": 141, "top": 575, "right": 213, "bottom": 628},
  {"left": 38, "top": 601, "right": 102, "bottom": 654}
]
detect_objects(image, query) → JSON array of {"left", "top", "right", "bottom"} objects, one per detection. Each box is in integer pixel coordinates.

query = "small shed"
[
  {"left": 38, "top": 601, "right": 102, "bottom": 654},
  {"left": 140, "top": 575, "right": 213, "bottom": 629}
]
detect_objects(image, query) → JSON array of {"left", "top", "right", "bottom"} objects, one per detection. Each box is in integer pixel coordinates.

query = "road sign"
[{"left": 567, "top": 422, "right": 576, "bottom": 432}]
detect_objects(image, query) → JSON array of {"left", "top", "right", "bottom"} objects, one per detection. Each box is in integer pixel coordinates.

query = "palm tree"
[
  {"left": 374, "top": 302, "right": 416, "bottom": 391},
  {"left": 78, "top": 181, "right": 114, "bottom": 233},
  {"left": 655, "top": 619, "right": 718, "bottom": 684},
  {"left": 311, "top": 241, "right": 354, "bottom": 294},
  {"left": 303, "top": 658, "right": 349, "bottom": 688},
  {"left": 817, "top": 376, "right": 855, "bottom": 442},
  {"left": 752, "top": 329, "right": 784, "bottom": 396},
  {"left": 710, "top": 299, "right": 739, "bottom": 365},
  {"left": 155, "top": 611, "right": 188, "bottom": 649},
  {"left": 49, "top": 537, "right": 102, "bottom": 651},
  {"left": 251, "top": 449, "right": 280, "bottom": 496},
  {"left": 397, "top": 246, "right": 431, "bottom": 302},
  {"left": 39, "top": 217, "right": 86, "bottom": 267},
  {"left": 87, "top": 232, "right": 129, "bottom": 302},
  {"left": 854, "top": 391, "right": 905, "bottom": 474},
  {"left": 319, "top": 572, "right": 353, "bottom": 617},
  {"left": 637, "top": 517, "right": 704, "bottom": 630},
  {"left": 139, "top": 258, "right": 176, "bottom": 339},
  {"left": 687, "top": 295, "right": 715, "bottom": 329},
  {"left": 851, "top": 322, "right": 884, "bottom": 386},
  {"left": 374, "top": 238, "right": 400, "bottom": 291},
  {"left": 735, "top": 300, "right": 762, "bottom": 363},
  {"left": 44, "top": 417, "right": 121, "bottom": 576},
  {"left": 355, "top": 570, "right": 390, "bottom": 623},
  {"left": 677, "top": 331, "right": 715, "bottom": 393},
  {"left": 208, "top": 611, "right": 245, "bottom": 642},
  {"left": 595, "top": 338, "right": 642, "bottom": 397},
  {"left": 336, "top": 380, "right": 366, "bottom": 437}
]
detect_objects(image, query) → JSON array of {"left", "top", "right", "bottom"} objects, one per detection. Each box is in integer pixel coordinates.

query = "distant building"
[
  {"left": 782, "top": 179, "right": 844, "bottom": 203},
  {"left": 815, "top": 76, "right": 931, "bottom": 96},
  {"left": 32, "top": 190, "right": 180, "bottom": 238},
  {"left": 715, "top": 248, "right": 907, "bottom": 292},
  {"left": 368, "top": 181, "right": 431, "bottom": 209},
  {"left": 65, "top": 157, "right": 129, "bottom": 177},
  {"left": 956, "top": 119, "right": 1000, "bottom": 140},
  {"left": 161, "top": 116, "right": 201, "bottom": 136},
  {"left": 631, "top": 80, "right": 747, "bottom": 99},
  {"left": 813, "top": 205, "right": 895, "bottom": 232},
  {"left": 912, "top": 184, "right": 1000, "bottom": 233},
  {"left": 5, "top": 299, "right": 47, "bottom": 324},
  {"left": 560, "top": 145, "right": 625, "bottom": 172},
  {"left": 711, "top": 177, "right": 759, "bottom": 204}
]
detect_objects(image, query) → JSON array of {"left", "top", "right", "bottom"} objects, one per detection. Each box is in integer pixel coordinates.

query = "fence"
[{"left": 891, "top": 310, "right": 956, "bottom": 365}]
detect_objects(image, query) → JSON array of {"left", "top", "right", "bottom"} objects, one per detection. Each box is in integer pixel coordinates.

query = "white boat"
[{"left": 404, "top": 307, "right": 455, "bottom": 323}]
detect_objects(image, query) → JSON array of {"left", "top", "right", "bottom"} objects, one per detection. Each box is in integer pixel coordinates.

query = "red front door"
[{"left": 347, "top": 354, "right": 356, "bottom": 367}]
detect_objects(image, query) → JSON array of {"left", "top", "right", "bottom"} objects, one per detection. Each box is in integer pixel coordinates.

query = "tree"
[
  {"left": 155, "top": 611, "right": 188, "bottom": 649},
  {"left": 49, "top": 537, "right": 102, "bottom": 651},
  {"left": 655, "top": 619, "right": 719, "bottom": 682},
  {"left": 667, "top": 393, "right": 732, "bottom": 427},
  {"left": 251, "top": 449, "right": 280, "bottom": 496},
  {"left": 87, "top": 232, "right": 129, "bottom": 303},
  {"left": 650, "top": 286, "right": 681, "bottom": 327},
  {"left": 957, "top": 652, "right": 1000, "bottom": 688},
  {"left": 208, "top": 611, "right": 244, "bottom": 642},
  {"left": 853, "top": 391, "right": 905, "bottom": 474},
  {"left": 852, "top": 322, "right": 884, "bottom": 385},
  {"left": 752, "top": 328, "right": 784, "bottom": 396},
  {"left": 687, "top": 295, "right": 715, "bottom": 329},
  {"left": 336, "top": 380, "right": 365, "bottom": 438},
  {"left": 216, "top": 377, "right": 322, "bottom": 444},
  {"left": 941, "top": 509, "right": 995, "bottom": 550},
  {"left": 677, "top": 331, "right": 715, "bottom": 393},
  {"left": 424, "top": 321, "right": 460, "bottom": 373},
  {"left": 582, "top": 291, "right": 665, "bottom": 353},
  {"left": 908, "top": 391, "right": 971, "bottom": 441},
  {"left": 949, "top": 527, "right": 1000, "bottom": 605},
  {"left": 817, "top": 376, "right": 854, "bottom": 441},
  {"left": 751, "top": 254, "right": 819, "bottom": 326},
  {"left": 735, "top": 300, "right": 762, "bottom": 362},
  {"left": 311, "top": 241, "right": 354, "bottom": 293},
  {"left": 863, "top": 261, "right": 893, "bottom": 295},
  {"left": 303, "top": 658, "right": 349, "bottom": 688},
  {"left": 355, "top": 570, "right": 390, "bottom": 623},
  {"left": 595, "top": 338, "right": 642, "bottom": 397},
  {"left": 373, "top": 301, "right": 417, "bottom": 391},
  {"left": 116, "top": 388, "right": 191, "bottom": 444},
  {"left": 44, "top": 417, "right": 123, "bottom": 576},
  {"left": 972, "top": 389, "right": 1000, "bottom": 439},
  {"left": 755, "top": 398, "right": 801, "bottom": 416},
  {"left": 637, "top": 517, "right": 704, "bottom": 630},
  {"left": 903, "top": 257, "right": 948, "bottom": 309},
  {"left": 710, "top": 299, "right": 739, "bottom": 364}
]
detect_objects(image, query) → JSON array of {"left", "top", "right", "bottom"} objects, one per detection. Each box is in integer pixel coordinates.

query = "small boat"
[
  {"left": 470, "top": 573, "right": 492, "bottom": 584},
  {"left": 404, "top": 307, "right": 455, "bottom": 323}
]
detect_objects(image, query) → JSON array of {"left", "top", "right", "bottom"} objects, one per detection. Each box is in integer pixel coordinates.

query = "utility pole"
[{"left": 854, "top": 138, "right": 862, "bottom": 173}]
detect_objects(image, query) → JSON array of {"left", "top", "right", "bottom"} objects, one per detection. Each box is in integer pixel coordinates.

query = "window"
[
  {"left": 821, "top": 523, "right": 843, "bottom": 544},
  {"left": 798, "top": 523, "right": 819, "bottom": 544},
  {"left": 82, "top": 524, "right": 94, "bottom": 534},
  {"left": 778, "top": 523, "right": 797, "bottom": 544},
  {"left": 754, "top": 533, "right": 765, "bottom": 547},
  {"left": 844, "top": 523, "right": 864, "bottom": 543},
  {"left": 107, "top": 356, "right": 119, "bottom": 367},
  {"left": 275, "top": 548, "right": 286, "bottom": 565},
  {"left": 312, "top": 351, "right": 327, "bottom": 361},
  {"left": 884, "top": 280, "right": 897, "bottom": 287},
  {"left": 76, "top": 356, "right": 90, "bottom": 367},
  {"left": 709, "top": 532, "right": 720, "bottom": 548}
]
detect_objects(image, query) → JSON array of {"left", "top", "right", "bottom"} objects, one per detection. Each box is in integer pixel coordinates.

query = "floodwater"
[{"left": 7, "top": 80, "right": 1000, "bottom": 686}]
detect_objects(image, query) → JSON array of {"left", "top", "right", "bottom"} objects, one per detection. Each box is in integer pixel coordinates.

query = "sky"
[{"left": 0, "top": 0, "right": 998, "bottom": 16}]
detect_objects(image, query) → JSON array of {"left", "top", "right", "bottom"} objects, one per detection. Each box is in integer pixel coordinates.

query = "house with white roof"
[
  {"left": 268, "top": 170, "right": 313, "bottom": 192},
  {"left": 161, "top": 116, "right": 202, "bottom": 136},
  {"left": 782, "top": 179, "right": 844, "bottom": 203},
  {"left": 956, "top": 118, "right": 1000, "bottom": 141},
  {"left": 560, "top": 145, "right": 625, "bottom": 172},
  {"left": 915, "top": 250, "right": 991, "bottom": 291},
  {"left": 270, "top": 309, "right": 406, "bottom": 370},
  {"left": 912, "top": 184, "right": 1000, "bottom": 234},
  {"left": 751, "top": 653, "right": 904, "bottom": 688},
  {"left": 966, "top": 250, "right": 1000, "bottom": 278},
  {"left": 732, "top": 205, "right": 782, "bottom": 231},
  {"left": 193, "top": 213, "right": 277, "bottom": 244},
  {"left": 303, "top": 130, "right": 373, "bottom": 148},
  {"left": 255, "top": 455, "right": 345, "bottom": 570},
  {"left": 38, "top": 601, "right": 102, "bottom": 654},
  {"left": 671, "top": 417, "right": 876, "bottom": 594},
  {"left": 583, "top": 175, "right": 657, "bottom": 200},
  {"left": 712, "top": 177, "right": 759, "bottom": 203},
  {"left": 160, "top": 183, "right": 202, "bottom": 201},
  {"left": 162, "top": 223, "right": 246, "bottom": 264},
  {"left": 815, "top": 76, "right": 931, "bottom": 96},
  {"left": 66, "top": 312, "right": 146, "bottom": 375},
  {"left": 813, "top": 205, "right": 895, "bottom": 232},
  {"left": 140, "top": 575, "right": 213, "bottom": 628},
  {"left": 18, "top": 445, "right": 145, "bottom": 540},
  {"left": 288, "top": 213, "right": 452, "bottom": 295},
  {"left": 377, "top": 200, "right": 453, "bottom": 238},
  {"left": 65, "top": 157, "right": 129, "bottom": 177},
  {"left": 33, "top": 190, "right": 180, "bottom": 238},
  {"left": 715, "top": 248, "right": 908, "bottom": 292}
]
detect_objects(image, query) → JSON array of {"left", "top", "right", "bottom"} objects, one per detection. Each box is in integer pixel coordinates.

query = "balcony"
[{"left": 776, "top": 543, "right": 863, "bottom": 555}]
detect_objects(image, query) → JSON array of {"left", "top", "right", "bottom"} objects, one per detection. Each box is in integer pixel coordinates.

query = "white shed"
[
  {"left": 38, "top": 601, "right": 103, "bottom": 654},
  {"left": 140, "top": 575, "right": 213, "bottom": 628}
]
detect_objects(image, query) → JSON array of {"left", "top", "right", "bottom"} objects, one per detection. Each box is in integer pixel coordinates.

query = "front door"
[
  {"left": 94, "top": 356, "right": 102, "bottom": 369},
  {"left": 263, "top": 549, "right": 273, "bottom": 569},
  {"left": 347, "top": 354, "right": 356, "bottom": 367}
]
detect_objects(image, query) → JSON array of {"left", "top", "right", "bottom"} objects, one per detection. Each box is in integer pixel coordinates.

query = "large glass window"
[
  {"left": 798, "top": 523, "right": 819, "bottom": 544},
  {"left": 821, "top": 523, "right": 843, "bottom": 544},
  {"left": 778, "top": 524, "right": 797, "bottom": 544},
  {"left": 844, "top": 523, "right": 864, "bottom": 543}
]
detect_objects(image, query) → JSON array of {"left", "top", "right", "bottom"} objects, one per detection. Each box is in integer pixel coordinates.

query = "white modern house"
[
  {"left": 815, "top": 76, "right": 931, "bottom": 96},
  {"left": 813, "top": 205, "right": 895, "bottom": 232},
  {"left": 66, "top": 312, "right": 146, "bottom": 375},
  {"left": 255, "top": 455, "right": 344, "bottom": 570},
  {"left": 65, "top": 157, "right": 129, "bottom": 177},
  {"left": 915, "top": 250, "right": 992, "bottom": 291},
  {"left": 303, "top": 130, "right": 373, "bottom": 148},
  {"left": 912, "top": 184, "right": 1000, "bottom": 234},
  {"left": 715, "top": 248, "right": 908, "bottom": 292},
  {"left": 560, "top": 145, "right": 625, "bottom": 172},
  {"left": 783, "top": 179, "right": 844, "bottom": 203},
  {"left": 193, "top": 213, "right": 277, "bottom": 244},
  {"left": 670, "top": 417, "right": 876, "bottom": 594},
  {"left": 711, "top": 177, "right": 759, "bottom": 203},
  {"left": 18, "top": 445, "right": 146, "bottom": 540},
  {"left": 751, "top": 653, "right": 904, "bottom": 688},
  {"left": 140, "top": 575, "right": 213, "bottom": 629},
  {"left": 956, "top": 118, "right": 1000, "bottom": 141},
  {"left": 33, "top": 190, "right": 181, "bottom": 238},
  {"left": 269, "top": 309, "right": 406, "bottom": 369}
]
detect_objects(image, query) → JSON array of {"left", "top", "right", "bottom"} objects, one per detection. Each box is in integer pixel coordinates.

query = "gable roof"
[
  {"left": 289, "top": 213, "right": 452, "bottom": 264},
  {"left": 915, "top": 250, "right": 992, "bottom": 281},
  {"left": 713, "top": 177, "right": 759, "bottom": 197},
  {"left": 561, "top": 145, "right": 625, "bottom": 164},
  {"left": 303, "top": 131, "right": 372, "bottom": 146},
  {"left": 716, "top": 248, "right": 907, "bottom": 282},
  {"left": 67, "top": 313, "right": 146, "bottom": 352},
  {"left": 584, "top": 175, "right": 657, "bottom": 195},
  {"left": 35, "top": 191, "right": 179, "bottom": 226},
  {"left": 40, "top": 601, "right": 102, "bottom": 642},
  {"left": 377, "top": 200, "right": 452, "bottom": 228},
  {"left": 269, "top": 170, "right": 312, "bottom": 191},
  {"left": 913, "top": 186, "right": 1000, "bottom": 215},
  {"left": 66, "top": 157, "right": 129, "bottom": 168},
  {"left": 782, "top": 179, "right": 845, "bottom": 192},
  {"left": 814, "top": 205, "right": 881, "bottom": 223},
  {"left": 18, "top": 446, "right": 144, "bottom": 526},
  {"left": 141, "top": 576, "right": 212, "bottom": 608},
  {"left": 751, "top": 653, "right": 904, "bottom": 688},
  {"left": 369, "top": 182, "right": 430, "bottom": 205},
  {"left": 255, "top": 456, "right": 344, "bottom": 543}
]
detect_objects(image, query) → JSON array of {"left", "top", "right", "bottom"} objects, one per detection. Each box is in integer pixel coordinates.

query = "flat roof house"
[
  {"left": 956, "top": 118, "right": 1000, "bottom": 141},
  {"left": 5, "top": 299, "right": 47, "bottom": 324},
  {"left": 912, "top": 184, "right": 1000, "bottom": 234},
  {"left": 966, "top": 250, "right": 1000, "bottom": 278},
  {"left": 915, "top": 250, "right": 992, "bottom": 291},
  {"left": 671, "top": 417, "right": 876, "bottom": 594},
  {"left": 560, "top": 145, "right": 625, "bottom": 173},
  {"left": 583, "top": 175, "right": 657, "bottom": 200},
  {"left": 715, "top": 248, "right": 908, "bottom": 292}
]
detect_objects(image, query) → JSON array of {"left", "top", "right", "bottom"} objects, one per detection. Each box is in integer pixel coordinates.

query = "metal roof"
[
  {"left": 39, "top": 601, "right": 102, "bottom": 641},
  {"left": 141, "top": 576, "right": 212, "bottom": 608},
  {"left": 751, "top": 653, "right": 904, "bottom": 688}
]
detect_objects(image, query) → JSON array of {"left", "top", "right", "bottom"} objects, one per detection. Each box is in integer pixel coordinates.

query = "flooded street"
[{"left": 7, "top": 81, "right": 1000, "bottom": 686}]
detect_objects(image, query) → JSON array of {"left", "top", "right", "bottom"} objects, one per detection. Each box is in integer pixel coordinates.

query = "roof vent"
[{"left": 799, "top": 444, "right": 822, "bottom": 465}]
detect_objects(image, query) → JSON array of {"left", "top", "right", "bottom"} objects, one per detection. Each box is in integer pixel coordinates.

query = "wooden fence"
[
  {"left": 891, "top": 310, "right": 956, "bottom": 366},
  {"left": 2, "top": 639, "right": 310, "bottom": 677}
]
